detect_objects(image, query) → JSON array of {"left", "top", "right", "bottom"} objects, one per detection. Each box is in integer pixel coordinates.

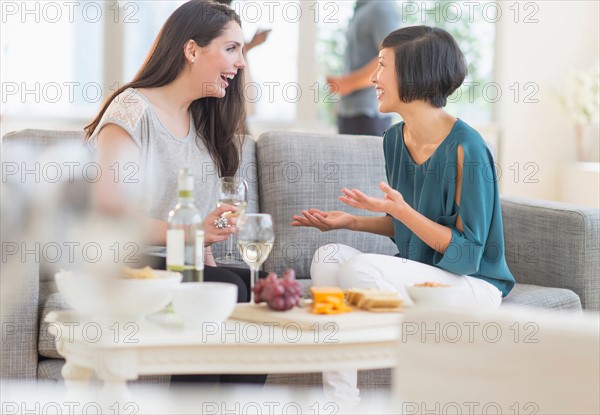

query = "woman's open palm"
[
  {"left": 339, "top": 182, "right": 404, "bottom": 214},
  {"left": 291, "top": 209, "right": 355, "bottom": 232}
]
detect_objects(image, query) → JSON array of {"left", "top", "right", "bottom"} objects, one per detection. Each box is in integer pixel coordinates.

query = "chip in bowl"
[{"left": 122, "top": 266, "right": 158, "bottom": 279}]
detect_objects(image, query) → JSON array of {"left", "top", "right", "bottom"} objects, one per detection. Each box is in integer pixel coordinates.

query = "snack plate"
[{"left": 230, "top": 302, "right": 403, "bottom": 331}]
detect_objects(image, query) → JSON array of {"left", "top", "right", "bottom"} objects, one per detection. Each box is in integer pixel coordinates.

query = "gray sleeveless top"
[{"left": 89, "top": 88, "right": 244, "bottom": 221}]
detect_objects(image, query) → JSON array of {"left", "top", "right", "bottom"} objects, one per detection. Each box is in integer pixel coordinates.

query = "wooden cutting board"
[{"left": 230, "top": 303, "right": 403, "bottom": 331}]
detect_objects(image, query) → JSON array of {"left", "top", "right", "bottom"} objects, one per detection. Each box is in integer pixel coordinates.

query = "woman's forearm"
[
  {"left": 351, "top": 215, "right": 394, "bottom": 237},
  {"left": 143, "top": 217, "right": 168, "bottom": 245},
  {"left": 393, "top": 206, "right": 453, "bottom": 254}
]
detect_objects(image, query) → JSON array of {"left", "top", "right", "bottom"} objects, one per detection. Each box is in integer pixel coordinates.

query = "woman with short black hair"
[{"left": 294, "top": 25, "right": 515, "bottom": 404}]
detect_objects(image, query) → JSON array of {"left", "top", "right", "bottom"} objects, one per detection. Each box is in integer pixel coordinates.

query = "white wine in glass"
[
  {"left": 215, "top": 177, "right": 247, "bottom": 265},
  {"left": 236, "top": 241, "right": 273, "bottom": 267},
  {"left": 236, "top": 214, "right": 274, "bottom": 303},
  {"left": 217, "top": 199, "right": 247, "bottom": 219}
]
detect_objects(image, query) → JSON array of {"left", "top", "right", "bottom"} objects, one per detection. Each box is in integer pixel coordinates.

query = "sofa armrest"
[
  {"left": 2, "top": 129, "right": 86, "bottom": 379},
  {"left": 1, "top": 260, "right": 40, "bottom": 378},
  {"left": 501, "top": 196, "right": 599, "bottom": 311}
]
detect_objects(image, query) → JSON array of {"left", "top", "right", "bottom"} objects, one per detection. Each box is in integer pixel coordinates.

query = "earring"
[{"left": 191, "top": 58, "right": 195, "bottom": 63}]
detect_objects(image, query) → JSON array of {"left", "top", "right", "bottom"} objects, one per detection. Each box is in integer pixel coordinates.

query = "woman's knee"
[
  {"left": 311, "top": 243, "right": 342, "bottom": 266},
  {"left": 336, "top": 254, "right": 380, "bottom": 290},
  {"left": 310, "top": 243, "right": 344, "bottom": 287}
]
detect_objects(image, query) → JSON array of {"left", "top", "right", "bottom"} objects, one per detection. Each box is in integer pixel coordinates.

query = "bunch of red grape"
[{"left": 254, "top": 269, "right": 303, "bottom": 311}]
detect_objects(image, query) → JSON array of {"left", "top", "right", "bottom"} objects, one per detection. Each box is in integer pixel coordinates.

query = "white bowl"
[
  {"left": 55, "top": 270, "right": 182, "bottom": 319},
  {"left": 406, "top": 285, "right": 466, "bottom": 307},
  {"left": 171, "top": 282, "right": 238, "bottom": 326}
]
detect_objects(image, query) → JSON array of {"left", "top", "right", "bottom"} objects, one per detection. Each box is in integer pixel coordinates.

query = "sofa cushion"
[
  {"left": 37, "top": 358, "right": 66, "bottom": 382},
  {"left": 2, "top": 129, "right": 83, "bottom": 148},
  {"left": 38, "top": 292, "right": 70, "bottom": 359},
  {"left": 256, "top": 131, "right": 398, "bottom": 278},
  {"left": 502, "top": 283, "right": 582, "bottom": 311}
]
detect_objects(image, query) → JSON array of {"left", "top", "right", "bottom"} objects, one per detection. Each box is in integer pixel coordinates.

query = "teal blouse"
[{"left": 383, "top": 119, "right": 515, "bottom": 297}]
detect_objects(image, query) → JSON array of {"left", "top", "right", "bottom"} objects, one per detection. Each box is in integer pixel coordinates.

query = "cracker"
[
  {"left": 359, "top": 296, "right": 403, "bottom": 309},
  {"left": 350, "top": 289, "right": 399, "bottom": 308}
]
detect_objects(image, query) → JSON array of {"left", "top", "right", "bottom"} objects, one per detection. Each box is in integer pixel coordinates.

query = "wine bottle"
[{"left": 166, "top": 168, "right": 204, "bottom": 282}]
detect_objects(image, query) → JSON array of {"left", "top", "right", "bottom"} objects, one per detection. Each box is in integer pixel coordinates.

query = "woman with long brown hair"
[{"left": 85, "top": 0, "right": 265, "bottom": 385}]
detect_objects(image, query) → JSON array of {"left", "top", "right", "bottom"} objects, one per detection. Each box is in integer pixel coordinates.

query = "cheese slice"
[
  {"left": 310, "top": 286, "right": 351, "bottom": 315},
  {"left": 310, "top": 286, "right": 344, "bottom": 303}
]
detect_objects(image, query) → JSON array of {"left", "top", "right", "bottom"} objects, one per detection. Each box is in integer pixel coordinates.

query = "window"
[
  {"left": 1, "top": 0, "right": 104, "bottom": 119},
  {"left": 315, "top": 1, "right": 355, "bottom": 125},
  {"left": 1, "top": 1, "right": 495, "bottom": 127},
  {"left": 231, "top": 0, "right": 299, "bottom": 122},
  {"left": 123, "top": 1, "right": 185, "bottom": 81}
]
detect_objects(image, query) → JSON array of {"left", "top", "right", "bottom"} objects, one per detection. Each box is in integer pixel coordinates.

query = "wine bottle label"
[
  {"left": 195, "top": 230, "right": 204, "bottom": 271},
  {"left": 166, "top": 229, "right": 184, "bottom": 266},
  {"left": 178, "top": 170, "right": 194, "bottom": 192}
]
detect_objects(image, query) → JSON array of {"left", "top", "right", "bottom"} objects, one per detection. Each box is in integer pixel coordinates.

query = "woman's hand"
[
  {"left": 203, "top": 204, "right": 238, "bottom": 245},
  {"left": 291, "top": 209, "right": 356, "bottom": 232},
  {"left": 339, "top": 182, "right": 406, "bottom": 217}
]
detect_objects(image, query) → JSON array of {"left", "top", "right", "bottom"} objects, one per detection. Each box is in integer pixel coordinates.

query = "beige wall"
[{"left": 495, "top": 0, "right": 599, "bottom": 204}]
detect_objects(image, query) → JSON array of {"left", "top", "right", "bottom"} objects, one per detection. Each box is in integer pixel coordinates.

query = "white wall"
[{"left": 494, "top": 0, "right": 599, "bottom": 204}]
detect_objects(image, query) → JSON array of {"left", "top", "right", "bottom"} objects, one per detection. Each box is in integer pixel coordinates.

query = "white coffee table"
[{"left": 46, "top": 305, "right": 402, "bottom": 399}]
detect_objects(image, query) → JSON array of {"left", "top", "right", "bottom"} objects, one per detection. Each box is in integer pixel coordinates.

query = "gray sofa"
[{"left": 2, "top": 129, "right": 599, "bottom": 390}]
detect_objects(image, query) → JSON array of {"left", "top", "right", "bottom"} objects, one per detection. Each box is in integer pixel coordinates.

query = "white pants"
[{"left": 311, "top": 244, "right": 503, "bottom": 404}]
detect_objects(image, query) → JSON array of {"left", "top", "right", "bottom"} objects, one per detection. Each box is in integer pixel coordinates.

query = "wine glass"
[
  {"left": 236, "top": 214, "right": 275, "bottom": 303},
  {"left": 215, "top": 177, "right": 248, "bottom": 265}
]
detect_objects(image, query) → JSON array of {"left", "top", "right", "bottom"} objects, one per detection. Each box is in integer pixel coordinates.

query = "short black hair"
[{"left": 381, "top": 25, "right": 467, "bottom": 108}]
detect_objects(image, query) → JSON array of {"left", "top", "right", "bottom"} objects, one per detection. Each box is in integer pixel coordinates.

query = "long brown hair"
[{"left": 84, "top": 0, "right": 245, "bottom": 177}]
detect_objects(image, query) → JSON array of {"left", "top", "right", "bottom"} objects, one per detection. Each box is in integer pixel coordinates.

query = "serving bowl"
[
  {"left": 55, "top": 269, "right": 182, "bottom": 319},
  {"left": 171, "top": 282, "right": 238, "bottom": 326},
  {"left": 405, "top": 284, "right": 467, "bottom": 307}
]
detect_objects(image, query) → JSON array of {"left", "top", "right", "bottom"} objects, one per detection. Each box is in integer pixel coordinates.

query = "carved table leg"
[
  {"left": 96, "top": 350, "right": 138, "bottom": 405},
  {"left": 100, "top": 379, "right": 133, "bottom": 405},
  {"left": 62, "top": 361, "right": 94, "bottom": 399}
]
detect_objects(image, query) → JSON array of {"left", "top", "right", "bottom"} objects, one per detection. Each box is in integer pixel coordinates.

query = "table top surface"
[{"left": 46, "top": 303, "right": 403, "bottom": 349}]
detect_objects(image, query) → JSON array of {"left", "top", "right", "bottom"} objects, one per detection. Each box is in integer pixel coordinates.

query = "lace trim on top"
[{"left": 101, "top": 89, "right": 148, "bottom": 134}]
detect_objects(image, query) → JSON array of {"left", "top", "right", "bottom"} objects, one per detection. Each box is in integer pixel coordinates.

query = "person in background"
[
  {"left": 294, "top": 25, "right": 515, "bottom": 404},
  {"left": 327, "top": 0, "right": 399, "bottom": 136},
  {"left": 85, "top": 0, "right": 266, "bottom": 385}
]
